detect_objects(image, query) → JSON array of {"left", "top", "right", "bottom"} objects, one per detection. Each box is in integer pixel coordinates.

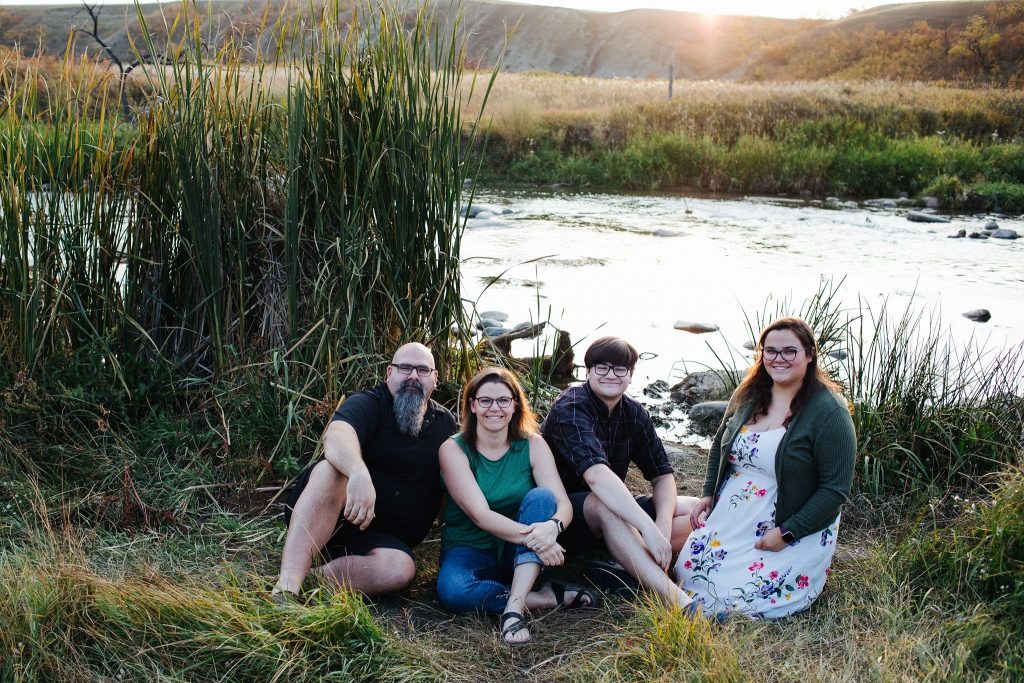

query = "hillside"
[{"left": 0, "top": 0, "right": 1021, "bottom": 83}]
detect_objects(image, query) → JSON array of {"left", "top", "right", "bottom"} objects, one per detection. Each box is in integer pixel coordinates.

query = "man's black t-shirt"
[{"left": 331, "top": 382, "right": 457, "bottom": 546}]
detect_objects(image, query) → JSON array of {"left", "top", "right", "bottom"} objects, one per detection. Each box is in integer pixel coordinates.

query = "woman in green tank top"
[{"left": 438, "top": 367, "right": 600, "bottom": 646}]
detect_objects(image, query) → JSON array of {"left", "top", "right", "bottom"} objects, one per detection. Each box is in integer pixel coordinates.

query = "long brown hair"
[
  {"left": 731, "top": 317, "right": 842, "bottom": 426},
  {"left": 459, "top": 367, "right": 538, "bottom": 451}
]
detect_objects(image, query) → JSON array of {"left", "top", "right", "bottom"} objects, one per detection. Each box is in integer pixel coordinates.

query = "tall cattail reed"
[{"left": 0, "top": 0, "right": 488, "bottom": 400}]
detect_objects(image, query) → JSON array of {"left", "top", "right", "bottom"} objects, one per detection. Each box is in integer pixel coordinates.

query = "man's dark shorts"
[
  {"left": 560, "top": 491, "right": 657, "bottom": 554},
  {"left": 283, "top": 459, "right": 414, "bottom": 561}
]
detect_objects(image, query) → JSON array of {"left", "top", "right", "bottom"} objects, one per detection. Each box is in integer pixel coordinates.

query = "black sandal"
[
  {"left": 499, "top": 611, "right": 531, "bottom": 647},
  {"left": 550, "top": 581, "right": 601, "bottom": 609}
]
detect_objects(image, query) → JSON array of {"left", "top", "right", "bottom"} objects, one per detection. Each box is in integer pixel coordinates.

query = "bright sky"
[{"left": 0, "top": 0, "right": 950, "bottom": 20}]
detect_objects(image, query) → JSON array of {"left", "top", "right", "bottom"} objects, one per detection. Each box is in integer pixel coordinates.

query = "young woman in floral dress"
[{"left": 673, "top": 317, "right": 856, "bottom": 619}]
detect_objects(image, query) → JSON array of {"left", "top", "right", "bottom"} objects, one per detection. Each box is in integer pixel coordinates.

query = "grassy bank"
[{"left": 468, "top": 75, "right": 1024, "bottom": 210}]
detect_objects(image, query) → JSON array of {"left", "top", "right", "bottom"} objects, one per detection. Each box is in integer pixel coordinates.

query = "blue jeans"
[{"left": 437, "top": 487, "right": 557, "bottom": 613}]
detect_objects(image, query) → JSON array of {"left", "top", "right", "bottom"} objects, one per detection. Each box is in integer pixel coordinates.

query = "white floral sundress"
[{"left": 673, "top": 427, "right": 839, "bottom": 619}]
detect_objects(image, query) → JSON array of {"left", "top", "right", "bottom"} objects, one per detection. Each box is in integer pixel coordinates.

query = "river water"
[{"left": 459, "top": 188, "right": 1024, "bottom": 438}]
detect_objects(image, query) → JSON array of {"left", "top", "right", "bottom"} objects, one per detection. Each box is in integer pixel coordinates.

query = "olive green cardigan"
[{"left": 701, "top": 385, "right": 857, "bottom": 540}]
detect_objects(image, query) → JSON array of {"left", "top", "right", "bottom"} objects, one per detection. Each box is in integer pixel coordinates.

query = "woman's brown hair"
[
  {"left": 459, "top": 367, "right": 538, "bottom": 451},
  {"left": 731, "top": 316, "right": 842, "bottom": 426}
]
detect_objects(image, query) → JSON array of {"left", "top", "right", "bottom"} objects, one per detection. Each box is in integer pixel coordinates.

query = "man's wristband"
[{"left": 549, "top": 517, "right": 564, "bottom": 534}]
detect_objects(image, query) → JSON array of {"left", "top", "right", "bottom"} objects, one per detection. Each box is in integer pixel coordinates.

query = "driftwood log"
[{"left": 480, "top": 324, "right": 576, "bottom": 382}]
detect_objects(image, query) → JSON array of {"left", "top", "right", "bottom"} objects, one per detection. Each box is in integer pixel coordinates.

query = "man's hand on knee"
[{"left": 343, "top": 468, "right": 377, "bottom": 530}]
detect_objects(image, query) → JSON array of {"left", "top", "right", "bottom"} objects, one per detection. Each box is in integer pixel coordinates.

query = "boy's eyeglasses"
[{"left": 592, "top": 363, "right": 630, "bottom": 377}]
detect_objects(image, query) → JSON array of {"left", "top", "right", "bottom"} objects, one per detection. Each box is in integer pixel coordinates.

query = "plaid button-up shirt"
[{"left": 541, "top": 382, "right": 673, "bottom": 493}]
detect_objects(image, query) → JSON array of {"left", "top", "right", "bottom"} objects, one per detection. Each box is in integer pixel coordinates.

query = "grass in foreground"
[{"left": 4, "top": 457, "right": 1022, "bottom": 683}]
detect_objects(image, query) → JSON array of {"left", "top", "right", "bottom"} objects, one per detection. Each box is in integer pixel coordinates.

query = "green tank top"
[{"left": 441, "top": 433, "right": 535, "bottom": 553}]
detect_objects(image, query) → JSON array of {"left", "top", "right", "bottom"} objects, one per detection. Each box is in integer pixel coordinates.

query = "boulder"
[
  {"left": 907, "top": 211, "right": 951, "bottom": 223},
  {"left": 673, "top": 321, "right": 719, "bottom": 334},
  {"left": 984, "top": 220, "right": 999, "bottom": 231},
  {"left": 992, "top": 229, "right": 1019, "bottom": 239},
  {"left": 828, "top": 349, "right": 848, "bottom": 361},
  {"left": 483, "top": 326, "right": 511, "bottom": 337},
  {"left": 962, "top": 309, "right": 992, "bottom": 323},
  {"left": 688, "top": 401, "right": 730, "bottom": 437},
  {"left": 670, "top": 370, "right": 735, "bottom": 405},
  {"left": 922, "top": 196, "right": 940, "bottom": 209},
  {"left": 968, "top": 232, "right": 988, "bottom": 239},
  {"left": 479, "top": 310, "right": 509, "bottom": 322},
  {"left": 512, "top": 321, "right": 533, "bottom": 332},
  {"left": 476, "top": 317, "right": 502, "bottom": 330},
  {"left": 742, "top": 340, "right": 756, "bottom": 351},
  {"left": 948, "top": 229, "right": 966, "bottom": 238}
]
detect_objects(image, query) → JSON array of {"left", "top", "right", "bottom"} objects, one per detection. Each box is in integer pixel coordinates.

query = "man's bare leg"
[
  {"left": 275, "top": 460, "right": 348, "bottom": 596},
  {"left": 671, "top": 495, "right": 703, "bottom": 552},
  {"left": 584, "top": 495, "right": 692, "bottom": 608},
  {"left": 317, "top": 548, "right": 416, "bottom": 596}
]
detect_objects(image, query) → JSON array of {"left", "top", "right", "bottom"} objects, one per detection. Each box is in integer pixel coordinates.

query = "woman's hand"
[
  {"left": 754, "top": 527, "right": 789, "bottom": 552},
  {"left": 520, "top": 519, "right": 559, "bottom": 554},
  {"left": 689, "top": 496, "right": 713, "bottom": 531},
  {"left": 536, "top": 542, "right": 565, "bottom": 567}
]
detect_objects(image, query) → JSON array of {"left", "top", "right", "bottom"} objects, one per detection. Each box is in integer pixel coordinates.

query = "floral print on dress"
[{"left": 673, "top": 427, "right": 841, "bottom": 620}]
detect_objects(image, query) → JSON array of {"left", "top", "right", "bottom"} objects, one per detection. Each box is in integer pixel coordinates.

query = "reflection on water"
[{"left": 460, "top": 188, "right": 1024, "bottom": 439}]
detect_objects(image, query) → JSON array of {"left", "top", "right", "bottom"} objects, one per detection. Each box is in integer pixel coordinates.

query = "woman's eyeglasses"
[
  {"left": 592, "top": 363, "right": 630, "bottom": 377},
  {"left": 761, "top": 347, "right": 802, "bottom": 362},
  {"left": 473, "top": 396, "right": 515, "bottom": 409}
]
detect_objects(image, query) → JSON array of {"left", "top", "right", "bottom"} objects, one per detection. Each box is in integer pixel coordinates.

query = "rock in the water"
[
  {"left": 483, "top": 326, "right": 511, "bottom": 337},
  {"left": 985, "top": 220, "right": 1000, "bottom": 230},
  {"left": 670, "top": 370, "right": 736, "bottom": 405},
  {"left": 462, "top": 204, "right": 502, "bottom": 219},
  {"left": 688, "top": 401, "right": 730, "bottom": 437},
  {"left": 948, "top": 229, "right": 967, "bottom": 238},
  {"left": 963, "top": 309, "right": 992, "bottom": 323},
  {"left": 476, "top": 317, "right": 502, "bottom": 330},
  {"left": 479, "top": 310, "right": 509, "bottom": 322},
  {"left": 992, "top": 229, "right": 1019, "bottom": 239},
  {"left": 742, "top": 340, "right": 756, "bottom": 351},
  {"left": 512, "top": 321, "right": 533, "bottom": 332},
  {"left": 673, "top": 321, "right": 719, "bottom": 334},
  {"left": 922, "top": 196, "right": 940, "bottom": 209},
  {"left": 907, "top": 211, "right": 951, "bottom": 223},
  {"left": 643, "top": 380, "right": 670, "bottom": 398},
  {"left": 865, "top": 198, "right": 897, "bottom": 208},
  {"left": 828, "top": 349, "right": 848, "bottom": 361},
  {"left": 968, "top": 232, "right": 988, "bottom": 239}
]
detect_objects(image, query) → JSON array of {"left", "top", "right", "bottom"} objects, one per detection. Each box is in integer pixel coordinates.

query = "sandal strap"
[
  {"left": 551, "top": 581, "right": 600, "bottom": 609},
  {"left": 500, "top": 611, "right": 528, "bottom": 638}
]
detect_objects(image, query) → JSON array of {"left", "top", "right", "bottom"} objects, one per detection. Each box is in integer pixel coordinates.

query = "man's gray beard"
[{"left": 393, "top": 381, "right": 428, "bottom": 436}]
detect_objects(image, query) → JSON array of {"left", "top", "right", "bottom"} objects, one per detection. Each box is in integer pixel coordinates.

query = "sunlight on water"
[{"left": 460, "top": 188, "right": 1024, "bottom": 440}]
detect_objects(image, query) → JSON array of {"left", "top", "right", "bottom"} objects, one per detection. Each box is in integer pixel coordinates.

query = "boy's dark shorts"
[
  {"left": 284, "top": 459, "right": 414, "bottom": 561},
  {"left": 559, "top": 491, "right": 657, "bottom": 554}
]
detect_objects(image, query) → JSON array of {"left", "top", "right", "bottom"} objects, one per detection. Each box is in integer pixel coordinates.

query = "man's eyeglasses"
[
  {"left": 473, "top": 396, "right": 515, "bottom": 409},
  {"left": 592, "top": 363, "right": 630, "bottom": 377},
  {"left": 390, "top": 363, "right": 435, "bottom": 377},
  {"left": 761, "top": 347, "right": 802, "bottom": 362}
]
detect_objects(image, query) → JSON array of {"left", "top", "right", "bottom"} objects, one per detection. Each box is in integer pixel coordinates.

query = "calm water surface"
[{"left": 460, "top": 188, "right": 1024, "bottom": 436}]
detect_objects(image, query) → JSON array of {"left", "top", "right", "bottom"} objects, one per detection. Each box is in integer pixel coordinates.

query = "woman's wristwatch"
[
  {"left": 778, "top": 525, "right": 796, "bottom": 544},
  {"left": 549, "top": 517, "right": 564, "bottom": 534}
]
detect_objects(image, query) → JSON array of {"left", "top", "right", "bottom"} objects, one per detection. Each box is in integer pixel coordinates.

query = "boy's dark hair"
[{"left": 583, "top": 336, "right": 639, "bottom": 370}]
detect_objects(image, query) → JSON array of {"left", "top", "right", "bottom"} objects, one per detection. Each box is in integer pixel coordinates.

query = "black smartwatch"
[
  {"left": 779, "top": 525, "right": 796, "bottom": 544},
  {"left": 549, "top": 517, "right": 564, "bottom": 534}
]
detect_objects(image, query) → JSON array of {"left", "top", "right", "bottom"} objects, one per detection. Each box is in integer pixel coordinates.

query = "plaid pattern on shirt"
[{"left": 541, "top": 382, "right": 674, "bottom": 493}]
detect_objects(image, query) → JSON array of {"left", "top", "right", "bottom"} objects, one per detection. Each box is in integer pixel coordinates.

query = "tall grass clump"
[
  {"left": 844, "top": 302, "right": 1024, "bottom": 498},
  {"left": 0, "top": 0, "right": 491, "bottom": 499}
]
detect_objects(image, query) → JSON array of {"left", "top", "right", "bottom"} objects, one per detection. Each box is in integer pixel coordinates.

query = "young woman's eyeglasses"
[
  {"left": 390, "top": 363, "right": 435, "bottom": 377},
  {"left": 473, "top": 396, "right": 515, "bottom": 409},
  {"left": 761, "top": 347, "right": 802, "bottom": 362},
  {"left": 592, "top": 363, "right": 630, "bottom": 377}
]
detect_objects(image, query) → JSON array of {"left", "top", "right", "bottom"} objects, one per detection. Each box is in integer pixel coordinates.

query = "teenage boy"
[{"left": 542, "top": 336, "right": 697, "bottom": 608}]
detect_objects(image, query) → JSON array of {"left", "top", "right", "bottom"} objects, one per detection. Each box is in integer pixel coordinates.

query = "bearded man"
[{"left": 273, "top": 343, "right": 457, "bottom": 600}]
